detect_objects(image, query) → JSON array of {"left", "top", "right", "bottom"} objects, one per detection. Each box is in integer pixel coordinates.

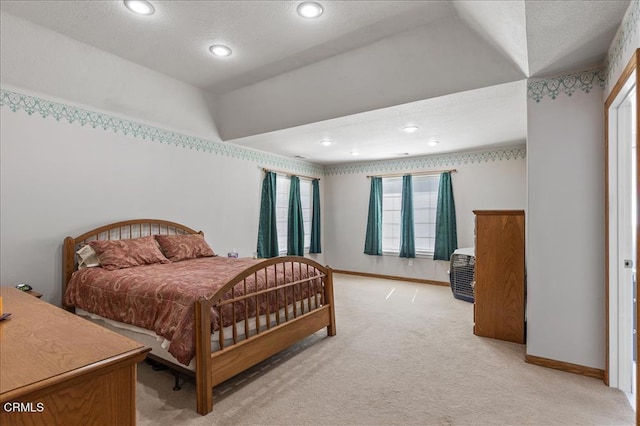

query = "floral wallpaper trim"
[
  {"left": 527, "top": 68, "right": 605, "bottom": 103},
  {"left": 324, "top": 145, "right": 526, "bottom": 176},
  {"left": 1, "top": 88, "right": 526, "bottom": 177},
  {"left": 606, "top": 0, "right": 640, "bottom": 85},
  {"left": 0, "top": 88, "right": 324, "bottom": 176}
]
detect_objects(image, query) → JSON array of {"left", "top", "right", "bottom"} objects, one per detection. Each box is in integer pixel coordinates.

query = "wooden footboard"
[{"left": 194, "top": 256, "right": 336, "bottom": 415}]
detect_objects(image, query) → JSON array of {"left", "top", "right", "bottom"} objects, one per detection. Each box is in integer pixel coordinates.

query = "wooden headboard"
[{"left": 62, "top": 219, "right": 202, "bottom": 303}]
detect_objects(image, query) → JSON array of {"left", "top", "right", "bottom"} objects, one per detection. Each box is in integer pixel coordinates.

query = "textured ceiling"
[
  {"left": 0, "top": 0, "right": 631, "bottom": 165},
  {"left": 229, "top": 80, "right": 527, "bottom": 165},
  {"left": 525, "top": 0, "right": 629, "bottom": 76},
  {"left": 0, "top": 1, "right": 456, "bottom": 92}
]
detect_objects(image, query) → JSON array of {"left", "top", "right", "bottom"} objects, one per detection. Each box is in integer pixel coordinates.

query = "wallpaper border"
[
  {"left": 606, "top": 0, "right": 640, "bottom": 85},
  {"left": 0, "top": 88, "right": 324, "bottom": 176},
  {"left": 2, "top": 88, "right": 526, "bottom": 176},
  {"left": 527, "top": 67, "right": 605, "bottom": 103},
  {"left": 324, "top": 145, "right": 526, "bottom": 176}
]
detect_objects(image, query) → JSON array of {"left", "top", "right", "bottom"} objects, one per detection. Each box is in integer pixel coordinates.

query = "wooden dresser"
[
  {"left": 0, "top": 287, "right": 150, "bottom": 425},
  {"left": 473, "top": 210, "right": 525, "bottom": 344}
]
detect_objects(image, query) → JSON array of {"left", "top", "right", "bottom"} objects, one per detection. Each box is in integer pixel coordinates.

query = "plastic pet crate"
[{"left": 449, "top": 248, "right": 475, "bottom": 303}]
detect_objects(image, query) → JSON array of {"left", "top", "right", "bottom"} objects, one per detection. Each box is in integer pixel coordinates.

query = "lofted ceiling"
[{"left": 0, "top": 0, "right": 631, "bottom": 165}]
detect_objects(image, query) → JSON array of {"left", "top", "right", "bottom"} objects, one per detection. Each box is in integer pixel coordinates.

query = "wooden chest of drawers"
[{"left": 473, "top": 210, "right": 526, "bottom": 344}]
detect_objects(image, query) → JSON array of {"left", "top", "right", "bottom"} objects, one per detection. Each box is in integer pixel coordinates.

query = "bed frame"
[{"left": 62, "top": 219, "right": 336, "bottom": 415}]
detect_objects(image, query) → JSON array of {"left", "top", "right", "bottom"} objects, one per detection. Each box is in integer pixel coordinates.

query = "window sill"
[{"left": 381, "top": 251, "right": 434, "bottom": 259}]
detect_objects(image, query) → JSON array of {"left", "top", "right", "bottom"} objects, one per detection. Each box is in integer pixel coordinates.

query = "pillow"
[
  {"left": 76, "top": 244, "right": 100, "bottom": 269},
  {"left": 89, "top": 236, "right": 170, "bottom": 270},
  {"left": 155, "top": 234, "right": 216, "bottom": 262}
]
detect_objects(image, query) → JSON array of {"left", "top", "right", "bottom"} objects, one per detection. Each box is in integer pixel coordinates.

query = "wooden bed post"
[
  {"left": 325, "top": 266, "right": 337, "bottom": 336},
  {"left": 62, "top": 236, "right": 76, "bottom": 309},
  {"left": 194, "top": 298, "right": 213, "bottom": 415}
]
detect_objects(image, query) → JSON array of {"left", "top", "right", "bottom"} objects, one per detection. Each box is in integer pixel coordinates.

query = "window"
[
  {"left": 300, "top": 180, "right": 312, "bottom": 249},
  {"left": 275, "top": 176, "right": 290, "bottom": 254},
  {"left": 382, "top": 175, "right": 439, "bottom": 255},
  {"left": 275, "top": 175, "right": 312, "bottom": 254},
  {"left": 382, "top": 178, "right": 402, "bottom": 253}
]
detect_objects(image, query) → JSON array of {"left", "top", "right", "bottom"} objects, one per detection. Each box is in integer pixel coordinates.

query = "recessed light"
[
  {"left": 428, "top": 141, "right": 440, "bottom": 147},
  {"left": 350, "top": 151, "right": 359, "bottom": 156},
  {"left": 320, "top": 139, "right": 333, "bottom": 146},
  {"left": 123, "top": 0, "right": 155, "bottom": 15},
  {"left": 209, "top": 45, "right": 232, "bottom": 57},
  {"left": 402, "top": 125, "right": 419, "bottom": 133},
  {"left": 297, "top": 2, "right": 324, "bottom": 18}
]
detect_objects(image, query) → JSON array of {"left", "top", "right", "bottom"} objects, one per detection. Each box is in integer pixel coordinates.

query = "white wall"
[
  {"left": 526, "top": 79, "right": 605, "bottom": 369},
  {"left": 0, "top": 108, "right": 257, "bottom": 303},
  {"left": 0, "top": 99, "right": 324, "bottom": 306},
  {"left": 0, "top": 13, "right": 324, "bottom": 306},
  {"left": 324, "top": 148, "right": 526, "bottom": 282},
  {"left": 524, "top": 0, "right": 640, "bottom": 374}
]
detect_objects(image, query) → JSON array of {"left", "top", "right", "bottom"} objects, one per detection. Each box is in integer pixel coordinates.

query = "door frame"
[{"left": 604, "top": 48, "right": 640, "bottom": 420}]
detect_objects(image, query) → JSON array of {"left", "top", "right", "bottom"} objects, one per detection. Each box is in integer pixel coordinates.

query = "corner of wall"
[{"left": 605, "top": 0, "right": 640, "bottom": 96}]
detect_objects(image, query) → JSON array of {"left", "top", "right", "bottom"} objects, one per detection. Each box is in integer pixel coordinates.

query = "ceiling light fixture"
[
  {"left": 428, "top": 141, "right": 440, "bottom": 147},
  {"left": 123, "top": 0, "right": 155, "bottom": 16},
  {"left": 402, "top": 125, "right": 419, "bottom": 133},
  {"left": 297, "top": 2, "right": 324, "bottom": 19},
  {"left": 350, "top": 151, "right": 359, "bottom": 156},
  {"left": 320, "top": 139, "right": 333, "bottom": 146},
  {"left": 209, "top": 44, "right": 232, "bottom": 57}
]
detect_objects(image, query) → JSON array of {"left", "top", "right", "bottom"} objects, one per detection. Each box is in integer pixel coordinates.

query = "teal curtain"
[
  {"left": 434, "top": 172, "right": 457, "bottom": 260},
  {"left": 364, "top": 177, "right": 383, "bottom": 255},
  {"left": 399, "top": 175, "right": 415, "bottom": 258},
  {"left": 287, "top": 176, "right": 305, "bottom": 256},
  {"left": 256, "top": 172, "right": 279, "bottom": 258},
  {"left": 310, "top": 179, "right": 321, "bottom": 253}
]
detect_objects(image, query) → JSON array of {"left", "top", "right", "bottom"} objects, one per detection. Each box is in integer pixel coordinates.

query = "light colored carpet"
[{"left": 136, "top": 274, "right": 634, "bottom": 425}]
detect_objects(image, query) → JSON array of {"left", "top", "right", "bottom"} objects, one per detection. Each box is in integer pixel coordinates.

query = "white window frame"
[
  {"left": 381, "top": 175, "right": 439, "bottom": 257},
  {"left": 275, "top": 175, "right": 312, "bottom": 255}
]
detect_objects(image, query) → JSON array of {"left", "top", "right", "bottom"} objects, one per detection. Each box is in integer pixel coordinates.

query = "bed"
[{"left": 62, "top": 219, "right": 336, "bottom": 415}]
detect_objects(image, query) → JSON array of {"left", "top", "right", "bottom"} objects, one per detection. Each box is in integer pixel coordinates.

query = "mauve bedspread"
[{"left": 64, "top": 256, "right": 320, "bottom": 365}]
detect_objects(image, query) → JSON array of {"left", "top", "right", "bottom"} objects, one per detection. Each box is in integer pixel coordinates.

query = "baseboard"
[
  {"left": 333, "top": 269, "right": 449, "bottom": 287},
  {"left": 525, "top": 354, "right": 604, "bottom": 380}
]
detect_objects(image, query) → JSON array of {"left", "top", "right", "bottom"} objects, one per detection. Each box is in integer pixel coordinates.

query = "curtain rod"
[
  {"left": 261, "top": 167, "right": 320, "bottom": 181},
  {"left": 366, "top": 169, "right": 457, "bottom": 179}
]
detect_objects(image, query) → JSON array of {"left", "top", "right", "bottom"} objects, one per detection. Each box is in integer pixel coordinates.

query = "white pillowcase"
[{"left": 77, "top": 244, "right": 100, "bottom": 269}]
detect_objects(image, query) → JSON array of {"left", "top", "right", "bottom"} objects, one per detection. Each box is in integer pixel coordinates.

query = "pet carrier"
[{"left": 449, "top": 247, "right": 475, "bottom": 302}]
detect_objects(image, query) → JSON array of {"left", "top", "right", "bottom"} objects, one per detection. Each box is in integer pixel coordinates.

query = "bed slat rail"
[
  {"left": 215, "top": 274, "right": 326, "bottom": 307},
  {"left": 212, "top": 268, "right": 327, "bottom": 349}
]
